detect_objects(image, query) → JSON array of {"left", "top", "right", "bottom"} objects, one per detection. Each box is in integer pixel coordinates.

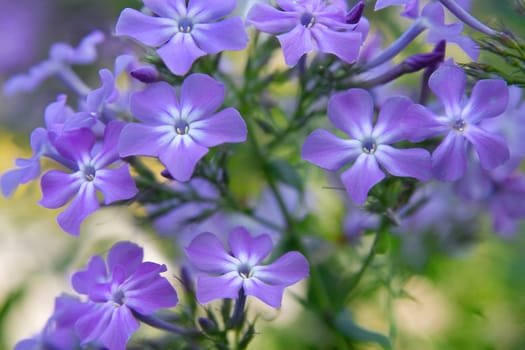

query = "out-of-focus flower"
[
  {"left": 118, "top": 73, "right": 247, "bottom": 182},
  {"left": 71, "top": 241, "right": 178, "bottom": 350},
  {"left": 14, "top": 294, "right": 94, "bottom": 350},
  {"left": 115, "top": 0, "right": 248, "bottom": 76},
  {"left": 455, "top": 160, "right": 525, "bottom": 236},
  {"left": 481, "top": 85, "right": 525, "bottom": 174},
  {"left": 302, "top": 88, "right": 431, "bottom": 205},
  {"left": 404, "top": 64, "right": 509, "bottom": 181},
  {"left": 374, "top": 0, "right": 419, "bottom": 18},
  {"left": 185, "top": 226, "right": 309, "bottom": 308},
  {"left": 247, "top": 0, "right": 364, "bottom": 66},
  {"left": 4, "top": 30, "right": 104, "bottom": 96},
  {"left": 40, "top": 122, "right": 138, "bottom": 235},
  {"left": 0, "top": 0, "right": 48, "bottom": 74}
]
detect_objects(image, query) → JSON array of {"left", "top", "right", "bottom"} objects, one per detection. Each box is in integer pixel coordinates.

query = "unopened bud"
[
  {"left": 346, "top": 1, "right": 365, "bottom": 24},
  {"left": 130, "top": 66, "right": 160, "bottom": 83}
]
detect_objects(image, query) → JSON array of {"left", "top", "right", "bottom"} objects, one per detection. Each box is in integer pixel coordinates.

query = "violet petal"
[
  {"left": 432, "top": 132, "right": 467, "bottom": 181},
  {"left": 341, "top": 154, "right": 385, "bottom": 205},
  {"left": 196, "top": 272, "right": 243, "bottom": 304},
  {"left": 375, "top": 145, "right": 432, "bottom": 181},
  {"left": 328, "top": 88, "right": 374, "bottom": 139},
  {"left": 190, "top": 108, "right": 247, "bottom": 147},
  {"left": 228, "top": 227, "right": 273, "bottom": 266},
  {"left": 301, "top": 129, "right": 361, "bottom": 171},
  {"left": 252, "top": 251, "right": 309, "bottom": 285}
]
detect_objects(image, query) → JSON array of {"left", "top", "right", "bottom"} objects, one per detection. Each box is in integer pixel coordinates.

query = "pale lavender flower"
[
  {"left": 374, "top": 0, "right": 419, "bottom": 18},
  {"left": 40, "top": 121, "right": 138, "bottom": 235},
  {"left": 118, "top": 73, "right": 247, "bottom": 182},
  {"left": 455, "top": 161, "right": 525, "bottom": 236},
  {"left": 404, "top": 64, "right": 509, "bottom": 181},
  {"left": 4, "top": 30, "right": 104, "bottom": 96},
  {"left": 115, "top": 0, "right": 248, "bottom": 76},
  {"left": 302, "top": 88, "right": 432, "bottom": 205},
  {"left": 71, "top": 241, "right": 179, "bottom": 350},
  {"left": 247, "top": 0, "right": 364, "bottom": 66},
  {"left": 185, "top": 226, "right": 309, "bottom": 308},
  {"left": 481, "top": 85, "right": 525, "bottom": 174}
]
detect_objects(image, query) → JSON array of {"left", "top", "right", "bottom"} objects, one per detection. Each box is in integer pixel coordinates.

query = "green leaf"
[{"left": 334, "top": 310, "right": 392, "bottom": 350}]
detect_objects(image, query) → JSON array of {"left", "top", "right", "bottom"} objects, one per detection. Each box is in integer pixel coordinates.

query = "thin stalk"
[{"left": 438, "top": 0, "right": 499, "bottom": 36}]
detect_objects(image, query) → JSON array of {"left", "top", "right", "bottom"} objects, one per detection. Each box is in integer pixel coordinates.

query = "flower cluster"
[{"left": 3, "top": 0, "right": 525, "bottom": 349}]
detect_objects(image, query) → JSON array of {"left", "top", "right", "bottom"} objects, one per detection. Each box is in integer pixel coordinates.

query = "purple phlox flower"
[
  {"left": 246, "top": 0, "right": 364, "bottom": 66},
  {"left": 83, "top": 69, "right": 120, "bottom": 119},
  {"left": 115, "top": 0, "right": 248, "bottom": 76},
  {"left": 455, "top": 160, "right": 525, "bottom": 236},
  {"left": 40, "top": 121, "right": 138, "bottom": 235},
  {"left": 1, "top": 94, "right": 99, "bottom": 198},
  {"left": 302, "top": 88, "right": 432, "bottom": 205},
  {"left": 404, "top": 64, "right": 510, "bottom": 182},
  {"left": 186, "top": 227, "right": 309, "bottom": 308},
  {"left": 481, "top": 85, "right": 525, "bottom": 174},
  {"left": 343, "top": 205, "right": 380, "bottom": 244},
  {"left": 420, "top": 2, "right": 479, "bottom": 60},
  {"left": 71, "top": 241, "right": 178, "bottom": 350},
  {"left": 4, "top": 30, "right": 104, "bottom": 96},
  {"left": 398, "top": 182, "right": 477, "bottom": 236},
  {"left": 394, "top": 182, "right": 479, "bottom": 266},
  {"left": 14, "top": 294, "right": 94, "bottom": 350},
  {"left": 118, "top": 73, "right": 247, "bottom": 182},
  {"left": 1, "top": 128, "right": 47, "bottom": 198},
  {"left": 45, "top": 95, "right": 97, "bottom": 140},
  {"left": 105, "top": 54, "right": 154, "bottom": 113},
  {"left": 374, "top": 0, "right": 419, "bottom": 18}
]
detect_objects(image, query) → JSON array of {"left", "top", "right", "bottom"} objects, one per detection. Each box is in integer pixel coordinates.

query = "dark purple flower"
[
  {"left": 247, "top": 0, "right": 364, "bottom": 66},
  {"left": 185, "top": 226, "right": 309, "bottom": 308},
  {"left": 71, "top": 241, "right": 179, "bottom": 350},
  {"left": 4, "top": 31, "right": 104, "bottom": 96},
  {"left": 115, "top": 0, "right": 248, "bottom": 76},
  {"left": 302, "top": 88, "right": 432, "bottom": 205},
  {"left": 404, "top": 64, "right": 509, "bottom": 181},
  {"left": 40, "top": 121, "right": 138, "bottom": 235},
  {"left": 118, "top": 73, "right": 247, "bottom": 182}
]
